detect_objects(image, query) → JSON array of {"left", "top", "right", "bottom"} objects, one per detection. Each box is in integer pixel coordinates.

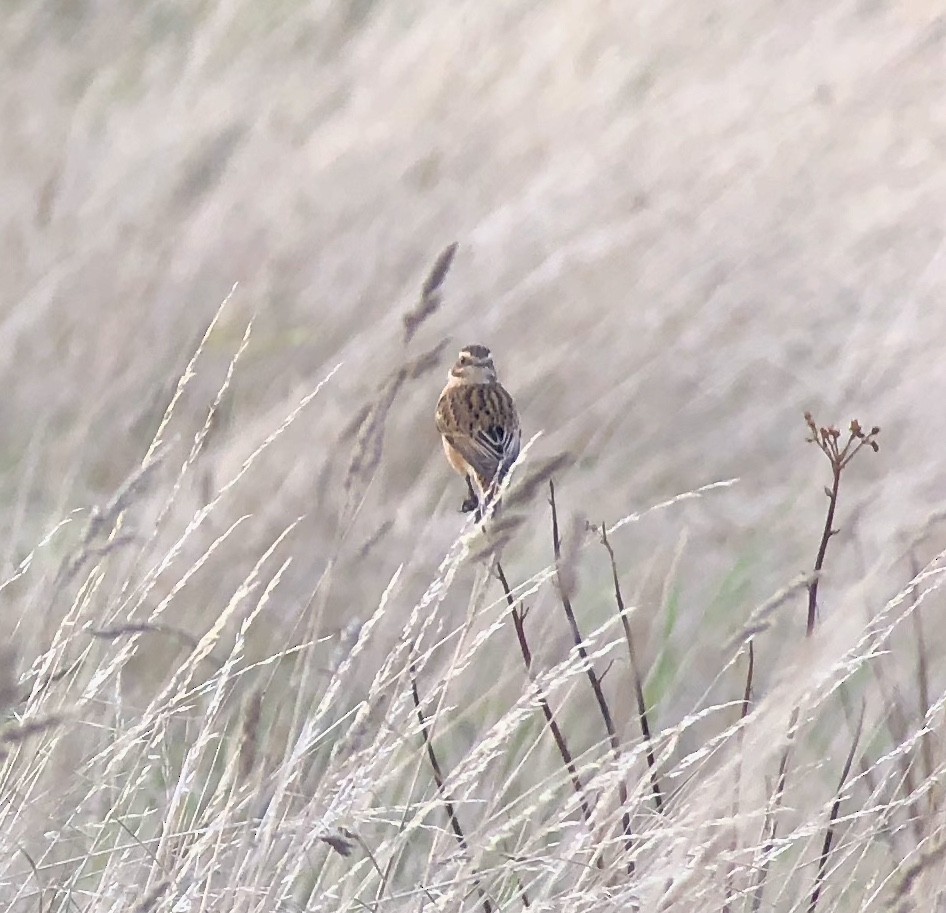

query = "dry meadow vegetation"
[{"left": 2, "top": 2, "right": 946, "bottom": 911}]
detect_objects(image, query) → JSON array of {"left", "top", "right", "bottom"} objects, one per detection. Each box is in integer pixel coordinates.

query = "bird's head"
[{"left": 449, "top": 344, "right": 498, "bottom": 384}]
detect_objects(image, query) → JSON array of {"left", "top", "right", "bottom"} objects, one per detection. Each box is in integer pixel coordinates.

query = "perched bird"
[{"left": 435, "top": 344, "right": 521, "bottom": 517}]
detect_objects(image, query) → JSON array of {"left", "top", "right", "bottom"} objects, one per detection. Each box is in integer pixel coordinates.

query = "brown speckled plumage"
[{"left": 436, "top": 344, "right": 521, "bottom": 514}]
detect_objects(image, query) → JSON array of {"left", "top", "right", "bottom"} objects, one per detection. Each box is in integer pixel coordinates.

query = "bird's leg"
[{"left": 460, "top": 475, "right": 479, "bottom": 515}]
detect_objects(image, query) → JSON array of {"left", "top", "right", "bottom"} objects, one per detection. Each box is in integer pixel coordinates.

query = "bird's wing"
[
  {"left": 440, "top": 430, "right": 502, "bottom": 486},
  {"left": 488, "top": 384, "right": 520, "bottom": 474},
  {"left": 476, "top": 417, "right": 519, "bottom": 479}
]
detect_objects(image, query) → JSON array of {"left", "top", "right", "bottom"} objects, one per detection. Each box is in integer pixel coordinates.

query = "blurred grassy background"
[
  {"left": 3, "top": 0, "right": 944, "bottom": 685},
  {"left": 4, "top": 0, "right": 943, "bottom": 625},
  {"left": 1, "top": 2, "right": 946, "bottom": 909}
]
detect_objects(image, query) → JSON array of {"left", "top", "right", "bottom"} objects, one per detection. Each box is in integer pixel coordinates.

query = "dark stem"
[
  {"left": 723, "top": 641, "right": 754, "bottom": 913},
  {"left": 600, "top": 523, "right": 663, "bottom": 813},
  {"left": 410, "top": 661, "right": 493, "bottom": 913},
  {"left": 495, "top": 562, "right": 596, "bottom": 830},
  {"left": 809, "top": 702, "right": 864, "bottom": 913},
  {"left": 549, "top": 482, "right": 634, "bottom": 867},
  {"left": 807, "top": 465, "right": 841, "bottom": 636},
  {"left": 741, "top": 641, "right": 754, "bottom": 719}
]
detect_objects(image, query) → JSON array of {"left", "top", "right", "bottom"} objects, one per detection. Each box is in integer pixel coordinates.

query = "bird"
[{"left": 435, "top": 344, "right": 521, "bottom": 519}]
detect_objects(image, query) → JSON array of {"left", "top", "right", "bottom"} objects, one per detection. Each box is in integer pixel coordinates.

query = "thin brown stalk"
[
  {"left": 740, "top": 641, "right": 754, "bottom": 721},
  {"left": 836, "top": 687, "right": 901, "bottom": 862},
  {"left": 409, "top": 660, "right": 493, "bottom": 913},
  {"left": 806, "top": 461, "right": 841, "bottom": 637},
  {"left": 808, "top": 701, "right": 864, "bottom": 913},
  {"left": 549, "top": 481, "right": 633, "bottom": 866},
  {"left": 17, "top": 846, "right": 44, "bottom": 913},
  {"left": 723, "top": 641, "right": 754, "bottom": 913},
  {"left": 494, "top": 562, "right": 594, "bottom": 827},
  {"left": 599, "top": 523, "right": 662, "bottom": 813}
]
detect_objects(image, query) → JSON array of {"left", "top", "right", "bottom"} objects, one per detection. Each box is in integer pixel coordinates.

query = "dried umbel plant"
[{"left": 803, "top": 412, "right": 880, "bottom": 636}]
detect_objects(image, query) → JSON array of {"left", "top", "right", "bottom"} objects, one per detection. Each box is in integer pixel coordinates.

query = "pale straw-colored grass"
[{"left": 3, "top": 3, "right": 946, "bottom": 911}]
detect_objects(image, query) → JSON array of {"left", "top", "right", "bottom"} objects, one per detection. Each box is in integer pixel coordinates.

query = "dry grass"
[{"left": 2, "top": 2, "right": 946, "bottom": 910}]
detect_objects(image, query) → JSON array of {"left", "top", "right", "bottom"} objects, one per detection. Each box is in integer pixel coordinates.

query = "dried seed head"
[{"left": 402, "top": 242, "right": 459, "bottom": 343}]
